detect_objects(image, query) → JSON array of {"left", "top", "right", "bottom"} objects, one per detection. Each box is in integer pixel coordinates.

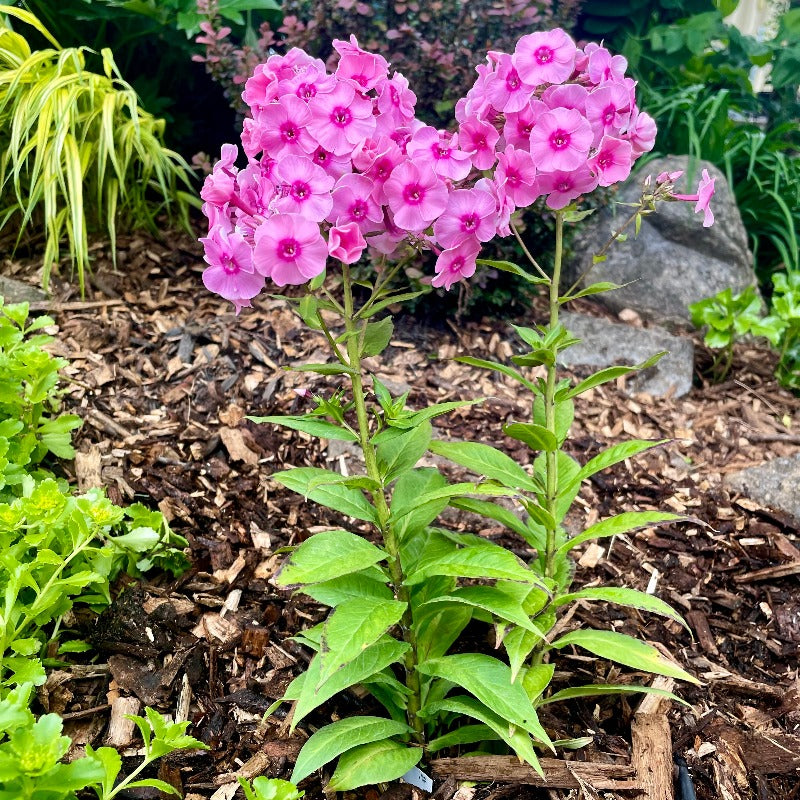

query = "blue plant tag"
[{"left": 401, "top": 766, "right": 434, "bottom": 792}]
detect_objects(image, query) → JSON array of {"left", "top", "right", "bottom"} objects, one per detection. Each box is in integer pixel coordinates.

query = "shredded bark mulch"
[{"left": 17, "top": 228, "right": 800, "bottom": 799}]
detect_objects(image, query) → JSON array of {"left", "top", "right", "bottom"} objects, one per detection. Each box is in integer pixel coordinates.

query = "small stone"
[
  {"left": 0, "top": 276, "right": 47, "bottom": 304},
  {"left": 724, "top": 454, "right": 800, "bottom": 526},
  {"left": 560, "top": 312, "right": 695, "bottom": 397}
]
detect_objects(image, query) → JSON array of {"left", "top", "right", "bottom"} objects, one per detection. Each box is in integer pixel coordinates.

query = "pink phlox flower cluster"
[
  {"left": 457, "top": 28, "right": 656, "bottom": 213},
  {"left": 199, "top": 30, "right": 673, "bottom": 306},
  {"left": 669, "top": 168, "right": 716, "bottom": 227}
]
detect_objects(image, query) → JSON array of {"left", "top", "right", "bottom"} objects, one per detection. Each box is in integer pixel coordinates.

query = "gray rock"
[
  {"left": 0, "top": 276, "right": 47, "bottom": 304},
  {"left": 564, "top": 155, "right": 756, "bottom": 325},
  {"left": 724, "top": 455, "right": 800, "bottom": 525},
  {"left": 559, "top": 312, "right": 695, "bottom": 397}
]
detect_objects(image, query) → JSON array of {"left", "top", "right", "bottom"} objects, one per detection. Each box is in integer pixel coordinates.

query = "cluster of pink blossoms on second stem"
[{"left": 199, "top": 29, "right": 715, "bottom": 308}]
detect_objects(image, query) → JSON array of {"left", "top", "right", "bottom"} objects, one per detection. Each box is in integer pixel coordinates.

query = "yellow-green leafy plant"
[{"left": 0, "top": 6, "right": 198, "bottom": 294}]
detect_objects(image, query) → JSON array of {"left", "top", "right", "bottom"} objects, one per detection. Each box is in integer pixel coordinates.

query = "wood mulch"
[{"left": 18, "top": 228, "right": 800, "bottom": 799}]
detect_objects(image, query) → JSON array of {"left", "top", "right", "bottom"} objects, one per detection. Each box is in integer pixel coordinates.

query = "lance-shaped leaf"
[
  {"left": 302, "top": 573, "right": 393, "bottom": 607},
  {"left": 456, "top": 355, "right": 537, "bottom": 392},
  {"left": 476, "top": 258, "right": 549, "bottom": 284},
  {"left": 532, "top": 394, "right": 574, "bottom": 445},
  {"left": 275, "top": 529, "right": 387, "bottom": 587},
  {"left": 560, "top": 351, "right": 666, "bottom": 399},
  {"left": 503, "top": 422, "right": 558, "bottom": 452},
  {"left": 326, "top": 739, "right": 422, "bottom": 791},
  {"left": 422, "top": 696, "right": 541, "bottom": 772},
  {"left": 555, "top": 587, "right": 689, "bottom": 631},
  {"left": 429, "top": 439, "right": 539, "bottom": 492},
  {"left": 289, "top": 362, "right": 356, "bottom": 375},
  {"left": 540, "top": 683, "right": 688, "bottom": 707},
  {"left": 521, "top": 663, "right": 556, "bottom": 703},
  {"left": 450, "top": 497, "right": 530, "bottom": 539},
  {"left": 417, "top": 653, "right": 554, "bottom": 748},
  {"left": 273, "top": 467, "right": 378, "bottom": 523},
  {"left": 550, "top": 629, "right": 699, "bottom": 684},
  {"left": 428, "top": 724, "right": 501, "bottom": 753},
  {"left": 291, "top": 716, "right": 412, "bottom": 783},
  {"left": 248, "top": 414, "right": 358, "bottom": 442},
  {"left": 556, "top": 510, "right": 684, "bottom": 556},
  {"left": 318, "top": 598, "right": 407, "bottom": 686},
  {"left": 376, "top": 420, "right": 432, "bottom": 484},
  {"left": 362, "top": 316, "right": 394, "bottom": 356}
]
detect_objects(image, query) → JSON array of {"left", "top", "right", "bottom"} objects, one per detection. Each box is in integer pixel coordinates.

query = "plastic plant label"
[{"left": 401, "top": 766, "right": 434, "bottom": 792}]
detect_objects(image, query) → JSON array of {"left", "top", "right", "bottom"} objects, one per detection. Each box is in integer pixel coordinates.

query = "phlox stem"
[{"left": 511, "top": 223, "right": 550, "bottom": 282}]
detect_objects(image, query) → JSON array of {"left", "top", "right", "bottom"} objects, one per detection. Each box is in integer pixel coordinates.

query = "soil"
[{"left": 13, "top": 227, "right": 800, "bottom": 800}]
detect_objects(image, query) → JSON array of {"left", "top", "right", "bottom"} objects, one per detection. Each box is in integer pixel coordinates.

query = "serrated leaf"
[
  {"left": 555, "top": 587, "right": 688, "bottom": 630},
  {"left": 550, "top": 630, "right": 699, "bottom": 684},
  {"left": 248, "top": 415, "right": 358, "bottom": 442},
  {"left": 417, "top": 654, "right": 553, "bottom": 747},
  {"left": 319, "top": 598, "right": 407, "bottom": 686},
  {"left": 326, "top": 739, "right": 421, "bottom": 791},
  {"left": 273, "top": 467, "right": 378, "bottom": 523},
  {"left": 276, "top": 529, "right": 386, "bottom": 587},
  {"left": 292, "top": 716, "right": 412, "bottom": 783},
  {"left": 557, "top": 511, "right": 683, "bottom": 556}
]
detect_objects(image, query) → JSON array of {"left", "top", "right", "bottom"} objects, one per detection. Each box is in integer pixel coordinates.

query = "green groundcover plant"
[
  {"left": 0, "top": 6, "right": 197, "bottom": 294},
  {"left": 198, "top": 28, "right": 714, "bottom": 791},
  {"left": 690, "top": 274, "right": 800, "bottom": 390}
]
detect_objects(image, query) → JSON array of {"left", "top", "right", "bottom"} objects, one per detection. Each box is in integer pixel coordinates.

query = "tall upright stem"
[
  {"left": 543, "top": 212, "right": 564, "bottom": 579},
  {"left": 340, "top": 266, "right": 425, "bottom": 744}
]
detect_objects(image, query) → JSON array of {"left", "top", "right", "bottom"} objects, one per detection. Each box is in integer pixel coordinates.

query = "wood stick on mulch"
[{"left": 632, "top": 677, "right": 676, "bottom": 800}]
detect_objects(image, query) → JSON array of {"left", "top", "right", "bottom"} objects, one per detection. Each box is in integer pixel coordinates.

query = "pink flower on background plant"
[
  {"left": 253, "top": 213, "right": 328, "bottom": 285},
  {"left": 433, "top": 188, "right": 497, "bottom": 249},
  {"left": 334, "top": 35, "right": 389, "bottom": 90},
  {"left": 200, "top": 144, "right": 239, "bottom": 205},
  {"left": 458, "top": 118, "right": 499, "bottom": 170},
  {"left": 627, "top": 109, "right": 657, "bottom": 156},
  {"left": 529, "top": 108, "right": 593, "bottom": 173},
  {"left": 328, "top": 221, "right": 367, "bottom": 264},
  {"left": 495, "top": 147, "right": 540, "bottom": 208},
  {"left": 432, "top": 237, "right": 481, "bottom": 290},
  {"left": 585, "top": 84, "right": 632, "bottom": 142},
  {"left": 329, "top": 173, "right": 383, "bottom": 230},
  {"left": 514, "top": 28, "right": 577, "bottom": 86},
  {"left": 272, "top": 155, "right": 335, "bottom": 221},
  {"left": 487, "top": 53, "right": 530, "bottom": 113},
  {"left": 384, "top": 162, "right": 448, "bottom": 232},
  {"left": 201, "top": 227, "right": 265, "bottom": 311},
  {"left": 587, "top": 136, "right": 633, "bottom": 187},
  {"left": 407, "top": 127, "right": 472, "bottom": 181},
  {"left": 257, "top": 95, "right": 313, "bottom": 158}
]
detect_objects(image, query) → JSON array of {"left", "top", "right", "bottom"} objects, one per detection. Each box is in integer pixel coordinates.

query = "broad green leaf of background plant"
[
  {"left": 556, "top": 510, "right": 684, "bottom": 556},
  {"left": 326, "top": 739, "right": 422, "bottom": 792},
  {"left": 555, "top": 587, "right": 689, "bottom": 630},
  {"left": 248, "top": 415, "right": 358, "bottom": 442},
  {"left": 429, "top": 439, "right": 540, "bottom": 492},
  {"left": 272, "top": 468, "right": 379, "bottom": 523}
]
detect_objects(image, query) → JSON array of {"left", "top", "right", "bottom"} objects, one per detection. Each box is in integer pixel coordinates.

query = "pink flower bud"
[{"left": 328, "top": 222, "right": 367, "bottom": 264}]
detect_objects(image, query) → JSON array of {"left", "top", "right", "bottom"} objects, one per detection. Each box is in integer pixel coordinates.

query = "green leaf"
[
  {"left": 555, "top": 587, "right": 689, "bottom": 631},
  {"left": 276, "top": 529, "right": 386, "bottom": 587},
  {"left": 556, "top": 511, "right": 684, "bottom": 556},
  {"left": 421, "top": 695, "right": 543, "bottom": 773},
  {"left": 273, "top": 468, "right": 378, "bottom": 523},
  {"left": 476, "top": 259, "right": 549, "bottom": 284},
  {"left": 560, "top": 281, "right": 622, "bottom": 303},
  {"left": 414, "top": 603, "right": 472, "bottom": 663},
  {"left": 449, "top": 497, "right": 530, "bottom": 540},
  {"left": 326, "top": 739, "right": 422, "bottom": 792},
  {"left": 503, "top": 627, "right": 539, "bottom": 682},
  {"left": 319, "top": 598, "right": 407, "bottom": 686},
  {"left": 429, "top": 439, "right": 539, "bottom": 492},
  {"left": 503, "top": 422, "right": 557, "bottom": 451},
  {"left": 292, "top": 716, "right": 412, "bottom": 783},
  {"left": 561, "top": 351, "right": 666, "bottom": 399},
  {"left": 288, "top": 637, "right": 409, "bottom": 726},
  {"left": 389, "top": 468, "right": 449, "bottom": 538},
  {"left": 422, "top": 584, "right": 547, "bottom": 637},
  {"left": 563, "top": 439, "right": 666, "bottom": 495},
  {"left": 362, "top": 317, "right": 394, "bottom": 356},
  {"left": 540, "top": 683, "right": 688, "bottom": 707},
  {"left": 521, "top": 663, "right": 555, "bottom": 702},
  {"left": 455, "top": 356, "right": 536, "bottom": 391},
  {"left": 289, "top": 363, "right": 356, "bottom": 375},
  {"left": 532, "top": 395, "right": 573, "bottom": 445},
  {"left": 417, "top": 654, "right": 553, "bottom": 747},
  {"left": 550, "top": 630, "right": 699, "bottom": 684},
  {"left": 376, "top": 421, "right": 432, "bottom": 483},
  {"left": 248, "top": 415, "right": 358, "bottom": 442},
  {"left": 428, "top": 723, "right": 501, "bottom": 753},
  {"left": 302, "top": 573, "right": 394, "bottom": 607}
]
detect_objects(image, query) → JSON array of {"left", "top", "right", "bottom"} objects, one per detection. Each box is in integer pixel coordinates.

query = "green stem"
[
  {"left": 340, "top": 265, "right": 425, "bottom": 745},
  {"left": 544, "top": 212, "right": 565, "bottom": 580},
  {"left": 510, "top": 223, "right": 550, "bottom": 282}
]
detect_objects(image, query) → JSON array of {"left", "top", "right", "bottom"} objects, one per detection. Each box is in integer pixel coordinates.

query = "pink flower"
[
  {"left": 308, "top": 82, "right": 376, "bottom": 156},
  {"left": 458, "top": 118, "right": 499, "bottom": 170},
  {"left": 587, "top": 46, "right": 628, "bottom": 84},
  {"left": 280, "top": 68, "right": 336, "bottom": 103},
  {"left": 503, "top": 100, "right": 547, "bottom": 149},
  {"left": 407, "top": 127, "right": 473, "bottom": 182},
  {"left": 476, "top": 176, "right": 513, "bottom": 237},
  {"left": 329, "top": 173, "right": 383, "bottom": 230},
  {"left": 587, "top": 136, "right": 633, "bottom": 187},
  {"left": 272, "top": 155, "right": 334, "bottom": 221},
  {"left": 309, "top": 145, "right": 352, "bottom": 179},
  {"left": 673, "top": 169, "right": 716, "bottom": 227},
  {"left": 585, "top": 84, "right": 631, "bottom": 141},
  {"left": 200, "top": 143, "right": 238, "bottom": 205},
  {"left": 487, "top": 53, "right": 531, "bottom": 113},
  {"left": 627, "top": 108, "right": 657, "bottom": 156},
  {"left": 242, "top": 63, "right": 279, "bottom": 111},
  {"left": 201, "top": 226, "right": 265, "bottom": 306},
  {"left": 434, "top": 188, "right": 497, "bottom": 249},
  {"left": 432, "top": 237, "right": 481, "bottom": 290},
  {"left": 376, "top": 73, "right": 417, "bottom": 128},
  {"left": 541, "top": 83, "right": 588, "bottom": 113},
  {"left": 333, "top": 35, "right": 389, "bottom": 90},
  {"left": 258, "top": 96, "right": 313, "bottom": 158},
  {"left": 514, "top": 28, "right": 577, "bottom": 87},
  {"left": 253, "top": 213, "right": 328, "bottom": 285},
  {"left": 656, "top": 170, "right": 684, "bottom": 184},
  {"left": 496, "top": 147, "right": 540, "bottom": 208},
  {"left": 328, "top": 221, "right": 367, "bottom": 264},
  {"left": 538, "top": 168, "right": 599, "bottom": 210},
  {"left": 529, "top": 108, "right": 593, "bottom": 173},
  {"left": 383, "top": 162, "right": 448, "bottom": 232},
  {"left": 364, "top": 142, "right": 404, "bottom": 204}
]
